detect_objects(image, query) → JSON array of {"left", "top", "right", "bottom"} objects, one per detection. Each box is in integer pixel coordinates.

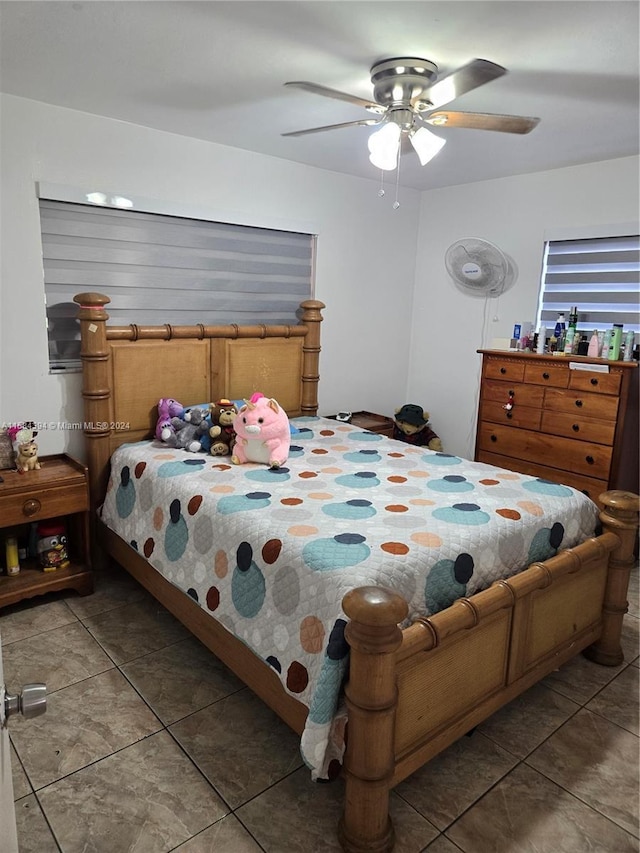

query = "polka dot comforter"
[{"left": 100, "top": 416, "right": 599, "bottom": 779}]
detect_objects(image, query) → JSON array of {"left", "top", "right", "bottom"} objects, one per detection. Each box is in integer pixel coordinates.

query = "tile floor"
[{"left": 2, "top": 562, "right": 638, "bottom": 853}]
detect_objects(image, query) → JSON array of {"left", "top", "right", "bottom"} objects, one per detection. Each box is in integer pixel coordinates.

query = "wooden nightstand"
[
  {"left": 327, "top": 411, "right": 395, "bottom": 438},
  {"left": 0, "top": 454, "right": 93, "bottom": 608}
]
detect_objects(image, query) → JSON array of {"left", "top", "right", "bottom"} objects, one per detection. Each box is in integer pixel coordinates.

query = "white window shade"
[
  {"left": 39, "top": 199, "right": 316, "bottom": 372},
  {"left": 538, "top": 235, "right": 639, "bottom": 341}
]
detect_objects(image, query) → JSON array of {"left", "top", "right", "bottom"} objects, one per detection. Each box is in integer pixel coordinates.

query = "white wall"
[
  {"left": 0, "top": 94, "right": 421, "bottom": 459},
  {"left": 408, "top": 156, "right": 640, "bottom": 458}
]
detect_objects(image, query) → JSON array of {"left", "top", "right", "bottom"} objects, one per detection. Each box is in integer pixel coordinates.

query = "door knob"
[{"left": 2, "top": 683, "right": 46, "bottom": 725}]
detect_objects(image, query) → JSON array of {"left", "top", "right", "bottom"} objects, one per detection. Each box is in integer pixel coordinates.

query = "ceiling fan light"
[
  {"left": 409, "top": 126, "right": 446, "bottom": 165},
  {"left": 368, "top": 122, "right": 401, "bottom": 170}
]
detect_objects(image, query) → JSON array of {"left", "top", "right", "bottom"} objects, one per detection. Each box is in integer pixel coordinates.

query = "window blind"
[
  {"left": 538, "top": 235, "right": 640, "bottom": 343},
  {"left": 39, "top": 199, "right": 315, "bottom": 372}
]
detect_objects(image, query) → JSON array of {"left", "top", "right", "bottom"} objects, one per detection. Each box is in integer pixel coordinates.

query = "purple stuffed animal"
[
  {"left": 155, "top": 398, "right": 184, "bottom": 443},
  {"left": 231, "top": 396, "right": 290, "bottom": 468}
]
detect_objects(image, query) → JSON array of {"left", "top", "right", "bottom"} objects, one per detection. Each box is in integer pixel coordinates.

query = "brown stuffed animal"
[
  {"left": 393, "top": 404, "right": 443, "bottom": 451},
  {"left": 208, "top": 399, "right": 237, "bottom": 452}
]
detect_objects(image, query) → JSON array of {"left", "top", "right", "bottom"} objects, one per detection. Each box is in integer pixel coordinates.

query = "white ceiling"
[{"left": 1, "top": 1, "right": 638, "bottom": 191}]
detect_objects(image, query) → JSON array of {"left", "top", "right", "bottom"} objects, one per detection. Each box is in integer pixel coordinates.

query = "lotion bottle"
[
  {"left": 608, "top": 324, "right": 623, "bottom": 360},
  {"left": 536, "top": 326, "right": 546, "bottom": 353},
  {"left": 587, "top": 330, "right": 600, "bottom": 357}
]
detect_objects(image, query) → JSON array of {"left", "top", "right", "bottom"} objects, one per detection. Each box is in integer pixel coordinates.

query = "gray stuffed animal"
[{"left": 165, "top": 406, "right": 207, "bottom": 452}]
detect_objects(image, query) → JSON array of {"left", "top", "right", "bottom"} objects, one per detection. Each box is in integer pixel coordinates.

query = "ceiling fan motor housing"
[{"left": 370, "top": 57, "right": 438, "bottom": 107}]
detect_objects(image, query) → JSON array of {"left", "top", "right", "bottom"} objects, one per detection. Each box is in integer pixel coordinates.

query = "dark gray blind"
[
  {"left": 39, "top": 199, "right": 315, "bottom": 372},
  {"left": 538, "top": 235, "right": 639, "bottom": 341}
]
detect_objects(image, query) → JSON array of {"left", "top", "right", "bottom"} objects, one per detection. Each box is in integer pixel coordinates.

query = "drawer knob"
[
  {"left": 506, "top": 411, "right": 513, "bottom": 419},
  {"left": 575, "top": 399, "right": 583, "bottom": 408},
  {"left": 500, "top": 367, "right": 507, "bottom": 375},
  {"left": 590, "top": 378, "right": 598, "bottom": 386},
  {"left": 572, "top": 424, "right": 580, "bottom": 432},
  {"left": 22, "top": 498, "right": 41, "bottom": 516},
  {"left": 586, "top": 455, "right": 595, "bottom": 465},
  {"left": 490, "top": 434, "right": 498, "bottom": 442},
  {"left": 542, "top": 372, "right": 550, "bottom": 380}
]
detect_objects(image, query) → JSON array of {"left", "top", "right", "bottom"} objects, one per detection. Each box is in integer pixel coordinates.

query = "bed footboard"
[{"left": 339, "top": 489, "right": 639, "bottom": 853}]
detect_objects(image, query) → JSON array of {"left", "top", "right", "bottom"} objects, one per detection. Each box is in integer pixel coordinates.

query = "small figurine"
[
  {"left": 8, "top": 422, "right": 42, "bottom": 473},
  {"left": 16, "top": 438, "right": 41, "bottom": 473}
]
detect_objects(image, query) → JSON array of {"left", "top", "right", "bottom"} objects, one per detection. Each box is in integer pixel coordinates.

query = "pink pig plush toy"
[{"left": 231, "top": 395, "right": 290, "bottom": 468}]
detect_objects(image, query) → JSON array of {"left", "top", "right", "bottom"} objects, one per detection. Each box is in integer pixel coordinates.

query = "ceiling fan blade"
[
  {"left": 423, "top": 111, "right": 540, "bottom": 134},
  {"left": 418, "top": 59, "right": 507, "bottom": 110},
  {"left": 284, "top": 81, "right": 381, "bottom": 112},
  {"left": 282, "top": 119, "right": 381, "bottom": 137}
]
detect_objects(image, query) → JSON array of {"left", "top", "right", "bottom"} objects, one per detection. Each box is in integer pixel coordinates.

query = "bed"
[{"left": 73, "top": 291, "right": 639, "bottom": 853}]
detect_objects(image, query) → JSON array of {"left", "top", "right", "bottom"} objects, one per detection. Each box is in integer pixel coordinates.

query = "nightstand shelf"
[
  {"left": 327, "top": 410, "right": 394, "bottom": 437},
  {"left": 0, "top": 453, "right": 93, "bottom": 608}
]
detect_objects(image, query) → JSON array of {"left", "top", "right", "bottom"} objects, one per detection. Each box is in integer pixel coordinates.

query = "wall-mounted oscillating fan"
[{"left": 445, "top": 238, "right": 516, "bottom": 297}]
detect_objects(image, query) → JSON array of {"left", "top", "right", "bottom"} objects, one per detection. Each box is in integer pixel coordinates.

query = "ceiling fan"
[{"left": 282, "top": 57, "right": 540, "bottom": 170}]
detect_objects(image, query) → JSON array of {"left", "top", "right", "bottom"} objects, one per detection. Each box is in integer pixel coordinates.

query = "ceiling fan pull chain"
[
  {"left": 378, "top": 172, "right": 385, "bottom": 198},
  {"left": 393, "top": 155, "right": 401, "bottom": 210}
]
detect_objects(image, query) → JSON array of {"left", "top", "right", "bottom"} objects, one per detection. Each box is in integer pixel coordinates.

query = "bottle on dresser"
[{"left": 608, "top": 324, "right": 623, "bottom": 360}]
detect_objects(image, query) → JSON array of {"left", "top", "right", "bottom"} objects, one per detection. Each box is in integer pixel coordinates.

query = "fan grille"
[{"left": 445, "top": 238, "right": 514, "bottom": 296}]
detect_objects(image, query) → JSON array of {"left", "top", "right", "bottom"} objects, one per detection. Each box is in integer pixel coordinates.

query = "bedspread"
[{"left": 99, "top": 416, "right": 599, "bottom": 777}]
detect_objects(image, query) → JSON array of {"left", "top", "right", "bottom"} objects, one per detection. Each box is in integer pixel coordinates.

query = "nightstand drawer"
[{"left": 0, "top": 482, "right": 88, "bottom": 527}]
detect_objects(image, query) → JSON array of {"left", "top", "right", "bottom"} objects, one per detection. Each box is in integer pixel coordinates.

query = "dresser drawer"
[
  {"left": 544, "top": 388, "right": 619, "bottom": 421},
  {"left": 541, "top": 411, "right": 616, "bottom": 445},
  {"left": 568, "top": 370, "right": 622, "bottom": 395},
  {"left": 479, "top": 403, "right": 542, "bottom": 430},
  {"left": 523, "top": 363, "right": 569, "bottom": 388},
  {"left": 482, "top": 379, "right": 545, "bottom": 408},
  {"left": 483, "top": 359, "right": 525, "bottom": 382},
  {"left": 477, "top": 423, "right": 612, "bottom": 480},
  {"left": 0, "top": 482, "right": 88, "bottom": 527}
]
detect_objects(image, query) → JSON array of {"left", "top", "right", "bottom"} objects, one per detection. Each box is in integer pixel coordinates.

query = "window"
[
  {"left": 537, "top": 234, "right": 639, "bottom": 347},
  {"left": 39, "top": 198, "right": 316, "bottom": 372}
]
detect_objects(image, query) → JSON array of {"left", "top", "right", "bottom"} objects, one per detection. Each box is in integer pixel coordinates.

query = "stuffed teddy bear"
[
  {"left": 208, "top": 399, "right": 238, "bottom": 452},
  {"left": 393, "top": 404, "right": 443, "bottom": 451},
  {"left": 155, "top": 398, "right": 184, "bottom": 444},
  {"left": 231, "top": 395, "right": 290, "bottom": 468}
]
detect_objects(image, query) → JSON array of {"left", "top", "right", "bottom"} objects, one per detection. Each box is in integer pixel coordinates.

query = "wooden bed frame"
[{"left": 73, "top": 292, "right": 639, "bottom": 853}]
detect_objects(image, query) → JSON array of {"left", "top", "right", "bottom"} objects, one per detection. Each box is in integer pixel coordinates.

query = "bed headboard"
[{"left": 73, "top": 292, "right": 325, "bottom": 515}]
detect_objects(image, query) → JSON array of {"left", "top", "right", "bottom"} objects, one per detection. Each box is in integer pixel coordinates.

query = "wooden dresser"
[{"left": 475, "top": 350, "right": 639, "bottom": 506}]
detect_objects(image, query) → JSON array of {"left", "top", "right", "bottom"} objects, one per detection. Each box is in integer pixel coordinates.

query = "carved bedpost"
[
  {"left": 300, "top": 299, "right": 324, "bottom": 416},
  {"left": 339, "top": 586, "right": 408, "bottom": 853},
  {"left": 585, "top": 490, "right": 640, "bottom": 666},
  {"left": 73, "top": 293, "right": 112, "bottom": 560}
]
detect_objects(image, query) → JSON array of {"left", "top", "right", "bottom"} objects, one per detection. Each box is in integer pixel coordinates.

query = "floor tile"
[
  {"left": 0, "top": 597, "right": 78, "bottom": 644},
  {"left": 1, "top": 620, "right": 113, "bottom": 692},
  {"left": 478, "top": 681, "right": 579, "bottom": 758},
  {"left": 424, "top": 837, "right": 464, "bottom": 853},
  {"left": 395, "top": 731, "right": 518, "bottom": 830},
  {"left": 586, "top": 664, "right": 639, "bottom": 735},
  {"left": 174, "top": 814, "right": 263, "bottom": 851},
  {"left": 10, "top": 668, "right": 162, "bottom": 789},
  {"left": 236, "top": 765, "right": 438, "bottom": 852},
  {"left": 542, "top": 646, "right": 625, "bottom": 704},
  {"left": 64, "top": 564, "right": 148, "bottom": 620},
  {"left": 121, "top": 635, "right": 243, "bottom": 724},
  {"left": 526, "top": 708, "right": 639, "bottom": 836},
  {"left": 14, "top": 794, "right": 60, "bottom": 853},
  {"left": 170, "top": 688, "right": 302, "bottom": 809},
  {"left": 37, "top": 730, "right": 227, "bottom": 853},
  {"left": 83, "top": 596, "right": 190, "bottom": 663},
  {"left": 446, "top": 762, "right": 638, "bottom": 853},
  {"left": 11, "top": 741, "right": 31, "bottom": 800}
]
